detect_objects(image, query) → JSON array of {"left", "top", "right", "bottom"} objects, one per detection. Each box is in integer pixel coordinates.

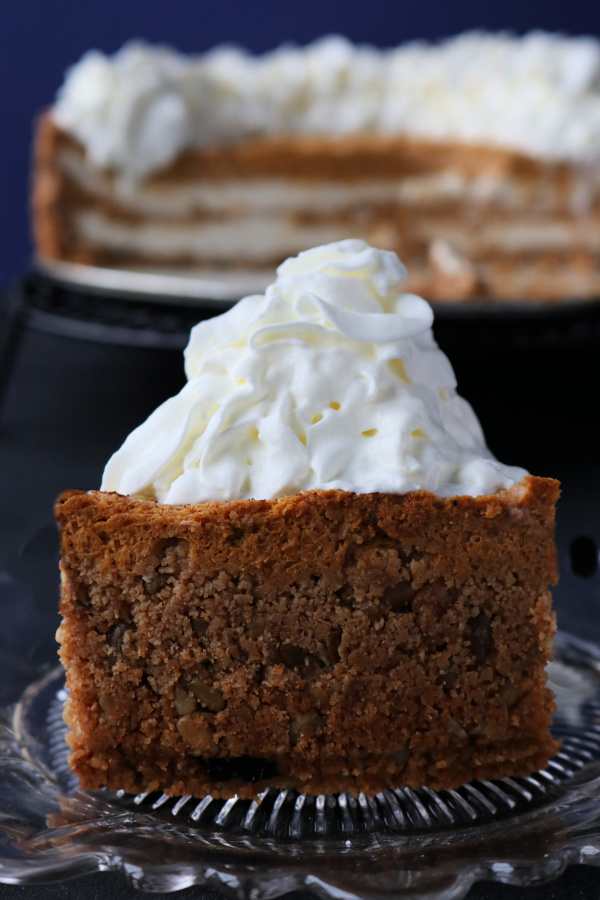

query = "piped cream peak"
[{"left": 102, "top": 240, "right": 526, "bottom": 502}]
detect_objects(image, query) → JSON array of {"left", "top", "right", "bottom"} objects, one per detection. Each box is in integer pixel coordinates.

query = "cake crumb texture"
[{"left": 55, "top": 476, "right": 560, "bottom": 799}]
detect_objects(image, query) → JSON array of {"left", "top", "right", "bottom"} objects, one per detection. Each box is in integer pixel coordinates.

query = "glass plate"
[{"left": 2, "top": 631, "right": 600, "bottom": 898}]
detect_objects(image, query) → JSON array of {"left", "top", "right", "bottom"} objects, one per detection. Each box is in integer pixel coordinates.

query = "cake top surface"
[
  {"left": 53, "top": 32, "right": 600, "bottom": 178},
  {"left": 101, "top": 240, "right": 527, "bottom": 503}
]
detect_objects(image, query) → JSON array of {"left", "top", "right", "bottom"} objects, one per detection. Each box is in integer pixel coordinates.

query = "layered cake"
[
  {"left": 34, "top": 32, "right": 600, "bottom": 301},
  {"left": 56, "top": 241, "right": 560, "bottom": 799}
]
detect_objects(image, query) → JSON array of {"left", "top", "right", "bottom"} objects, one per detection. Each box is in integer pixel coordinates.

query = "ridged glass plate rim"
[{"left": 1, "top": 630, "right": 600, "bottom": 898}]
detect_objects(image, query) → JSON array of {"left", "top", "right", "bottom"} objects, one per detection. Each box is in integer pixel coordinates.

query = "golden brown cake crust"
[{"left": 56, "top": 476, "right": 560, "bottom": 799}]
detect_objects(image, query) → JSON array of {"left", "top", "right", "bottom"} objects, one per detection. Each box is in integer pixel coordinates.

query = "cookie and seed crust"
[{"left": 55, "top": 476, "right": 560, "bottom": 799}]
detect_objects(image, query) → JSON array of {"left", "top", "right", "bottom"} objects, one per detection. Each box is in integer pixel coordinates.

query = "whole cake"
[
  {"left": 56, "top": 241, "right": 560, "bottom": 799},
  {"left": 34, "top": 32, "right": 600, "bottom": 301}
]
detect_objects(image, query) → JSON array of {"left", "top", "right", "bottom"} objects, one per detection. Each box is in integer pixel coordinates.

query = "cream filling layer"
[
  {"left": 419, "top": 220, "right": 600, "bottom": 254},
  {"left": 58, "top": 148, "right": 533, "bottom": 218},
  {"left": 75, "top": 208, "right": 600, "bottom": 260},
  {"left": 75, "top": 209, "right": 358, "bottom": 259}
]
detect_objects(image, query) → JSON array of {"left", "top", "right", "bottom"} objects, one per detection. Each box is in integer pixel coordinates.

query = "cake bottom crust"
[{"left": 56, "top": 478, "right": 560, "bottom": 799}]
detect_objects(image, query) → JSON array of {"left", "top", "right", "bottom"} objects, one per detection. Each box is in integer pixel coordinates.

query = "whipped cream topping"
[
  {"left": 53, "top": 32, "right": 600, "bottom": 178},
  {"left": 101, "top": 241, "right": 526, "bottom": 502}
]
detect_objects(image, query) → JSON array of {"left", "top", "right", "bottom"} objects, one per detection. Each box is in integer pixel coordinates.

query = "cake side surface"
[
  {"left": 56, "top": 476, "right": 560, "bottom": 800},
  {"left": 32, "top": 113, "right": 74, "bottom": 264}
]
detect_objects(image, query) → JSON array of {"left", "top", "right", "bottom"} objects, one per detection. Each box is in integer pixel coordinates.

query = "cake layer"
[
  {"left": 33, "top": 116, "right": 600, "bottom": 300},
  {"left": 56, "top": 477, "right": 560, "bottom": 800}
]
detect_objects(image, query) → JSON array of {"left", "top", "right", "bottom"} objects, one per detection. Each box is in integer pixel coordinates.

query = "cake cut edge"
[
  {"left": 32, "top": 113, "right": 600, "bottom": 302},
  {"left": 55, "top": 476, "right": 560, "bottom": 800}
]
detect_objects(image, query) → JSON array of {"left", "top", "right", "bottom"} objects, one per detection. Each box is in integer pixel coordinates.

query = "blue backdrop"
[{"left": 1, "top": 0, "right": 599, "bottom": 287}]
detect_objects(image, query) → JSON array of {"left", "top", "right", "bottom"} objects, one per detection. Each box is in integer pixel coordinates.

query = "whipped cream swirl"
[
  {"left": 102, "top": 241, "right": 526, "bottom": 502},
  {"left": 53, "top": 32, "right": 600, "bottom": 179}
]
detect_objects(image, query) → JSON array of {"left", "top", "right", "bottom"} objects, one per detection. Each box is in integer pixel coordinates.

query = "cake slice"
[
  {"left": 56, "top": 478, "right": 559, "bottom": 800},
  {"left": 55, "top": 240, "right": 560, "bottom": 799}
]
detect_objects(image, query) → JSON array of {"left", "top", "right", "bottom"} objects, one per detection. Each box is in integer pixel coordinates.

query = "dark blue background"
[{"left": 1, "top": 0, "right": 599, "bottom": 287}]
